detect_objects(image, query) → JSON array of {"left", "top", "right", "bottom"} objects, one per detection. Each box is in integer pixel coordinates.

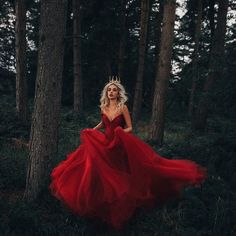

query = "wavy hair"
[{"left": 99, "top": 81, "right": 128, "bottom": 112}]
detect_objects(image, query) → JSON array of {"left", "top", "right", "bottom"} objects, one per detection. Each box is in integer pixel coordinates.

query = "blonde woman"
[
  {"left": 49, "top": 78, "right": 207, "bottom": 229},
  {"left": 93, "top": 79, "right": 132, "bottom": 133}
]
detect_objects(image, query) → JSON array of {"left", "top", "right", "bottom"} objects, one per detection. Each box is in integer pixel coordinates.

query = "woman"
[{"left": 49, "top": 78, "right": 207, "bottom": 229}]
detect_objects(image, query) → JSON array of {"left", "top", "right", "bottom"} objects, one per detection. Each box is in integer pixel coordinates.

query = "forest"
[{"left": 0, "top": 0, "right": 236, "bottom": 235}]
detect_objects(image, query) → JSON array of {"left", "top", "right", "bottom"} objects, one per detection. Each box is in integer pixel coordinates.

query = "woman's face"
[{"left": 107, "top": 84, "right": 119, "bottom": 100}]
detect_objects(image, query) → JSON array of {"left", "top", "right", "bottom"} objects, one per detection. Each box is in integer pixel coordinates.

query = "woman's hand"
[{"left": 123, "top": 127, "right": 132, "bottom": 133}]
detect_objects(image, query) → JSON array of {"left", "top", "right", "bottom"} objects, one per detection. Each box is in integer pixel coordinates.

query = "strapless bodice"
[{"left": 102, "top": 113, "right": 125, "bottom": 140}]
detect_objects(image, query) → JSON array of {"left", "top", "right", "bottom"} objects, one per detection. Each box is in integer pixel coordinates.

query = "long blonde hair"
[{"left": 99, "top": 81, "right": 128, "bottom": 112}]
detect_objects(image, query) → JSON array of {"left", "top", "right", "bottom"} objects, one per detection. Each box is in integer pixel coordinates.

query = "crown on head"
[{"left": 109, "top": 75, "right": 121, "bottom": 84}]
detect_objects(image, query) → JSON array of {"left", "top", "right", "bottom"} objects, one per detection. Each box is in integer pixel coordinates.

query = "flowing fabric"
[{"left": 49, "top": 113, "right": 207, "bottom": 228}]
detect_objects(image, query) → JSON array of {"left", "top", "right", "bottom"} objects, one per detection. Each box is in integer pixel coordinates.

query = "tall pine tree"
[
  {"left": 24, "top": 0, "right": 68, "bottom": 202},
  {"left": 148, "top": 0, "right": 176, "bottom": 145}
]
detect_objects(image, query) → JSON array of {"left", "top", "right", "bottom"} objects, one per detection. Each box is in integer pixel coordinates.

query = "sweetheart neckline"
[{"left": 102, "top": 113, "right": 123, "bottom": 123}]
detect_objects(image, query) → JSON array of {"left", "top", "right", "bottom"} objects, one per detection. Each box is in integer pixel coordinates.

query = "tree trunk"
[
  {"left": 118, "top": 0, "right": 127, "bottom": 79},
  {"left": 194, "top": 0, "right": 229, "bottom": 131},
  {"left": 187, "top": 0, "right": 203, "bottom": 116},
  {"left": 154, "top": 0, "right": 164, "bottom": 67},
  {"left": 73, "top": 0, "right": 83, "bottom": 113},
  {"left": 24, "top": 0, "right": 67, "bottom": 202},
  {"left": 15, "top": 0, "right": 27, "bottom": 122},
  {"left": 132, "top": 0, "right": 150, "bottom": 122},
  {"left": 208, "top": 0, "right": 216, "bottom": 39},
  {"left": 148, "top": 0, "right": 176, "bottom": 145},
  {"left": 151, "top": 0, "right": 164, "bottom": 103}
]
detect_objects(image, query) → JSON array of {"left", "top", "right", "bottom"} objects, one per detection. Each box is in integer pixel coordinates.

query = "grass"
[{"left": 0, "top": 103, "right": 235, "bottom": 235}]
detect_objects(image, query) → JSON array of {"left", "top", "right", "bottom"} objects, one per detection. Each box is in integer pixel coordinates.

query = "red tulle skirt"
[{"left": 49, "top": 127, "right": 207, "bottom": 229}]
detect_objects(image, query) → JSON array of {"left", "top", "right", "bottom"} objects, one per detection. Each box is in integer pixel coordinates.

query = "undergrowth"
[{"left": 0, "top": 101, "right": 235, "bottom": 235}]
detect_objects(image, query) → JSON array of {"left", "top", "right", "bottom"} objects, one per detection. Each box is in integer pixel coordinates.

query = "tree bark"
[
  {"left": 15, "top": 0, "right": 27, "bottom": 122},
  {"left": 151, "top": 0, "right": 164, "bottom": 103},
  {"left": 73, "top": 0, "right": 83, "bottom": 113},
  {"left": 188, "top": 0, "right": 203, "bottom": 116},
  {"left": 194, "top": 0, "right": 229, "bottom": 131},
  {"left": 132, "top": 0, "right": 150, "bottom": 122},
  {"left": 148, "top": 0, "right": 176, "bottom": 145},
  {"left": 154, "top": 0, "right": 164, "bottom": 67},
  {"left": 24, "top": 0, "right": 67, "bottom": 202},
  {"left": 118, "top": 0, "right": 127, "bottom": 79}
]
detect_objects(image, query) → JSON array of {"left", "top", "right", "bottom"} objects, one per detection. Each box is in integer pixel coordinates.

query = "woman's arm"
[
  {"left": 122, "top": 105, "right": 132, "bottom": 133},
  {"left": 93, "top": 121, "right": 103, "bottom": 130}
]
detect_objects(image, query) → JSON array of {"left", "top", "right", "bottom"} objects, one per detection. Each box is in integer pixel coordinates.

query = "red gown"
[{"left": 49, "top": 113, "right": 207, "bottom": 229}]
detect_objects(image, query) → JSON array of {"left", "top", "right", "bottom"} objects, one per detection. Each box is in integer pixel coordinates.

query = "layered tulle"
[{"left": 49, "top": 114, "right": 207, "bottom": 229}]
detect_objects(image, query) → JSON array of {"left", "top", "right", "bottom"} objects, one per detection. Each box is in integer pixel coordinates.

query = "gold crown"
[{"left": 109, "top": 75, "right": 121, "bottom": 84}]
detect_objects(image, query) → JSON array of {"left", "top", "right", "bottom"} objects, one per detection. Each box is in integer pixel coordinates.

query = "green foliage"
[
  {"left": 7, "top": 197, "right": 88, "bottom": 235},
  {"left": 0, "top": 145, "right": 27, "bottom": 190},
  {"left": 1, "top": 0, "right": 236, "bottom": 117},
  {"left": 0, "top": 2, "right": 15, "bottom": 70},
  {"left": 0, "top": 95, "right": 30, "bottom": 140},
  {"left": 1, "top": 0, "right": 236, "bottom": 234},
  {"left": 0, "top": 104, "right": 235, "bottom": 235}
]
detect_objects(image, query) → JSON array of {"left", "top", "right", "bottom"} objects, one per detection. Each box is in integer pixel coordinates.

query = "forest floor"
[{"left": 0, "top": 97, "right": 236, "bottom": 235}]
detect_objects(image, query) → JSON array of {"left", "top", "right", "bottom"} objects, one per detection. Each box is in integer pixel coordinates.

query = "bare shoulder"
[
  {"left": 100, "top": 107, "right": 105, "bottom": 114},
  {"left": 122, "top": 104, "right": 129, "bottom": 113}
]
